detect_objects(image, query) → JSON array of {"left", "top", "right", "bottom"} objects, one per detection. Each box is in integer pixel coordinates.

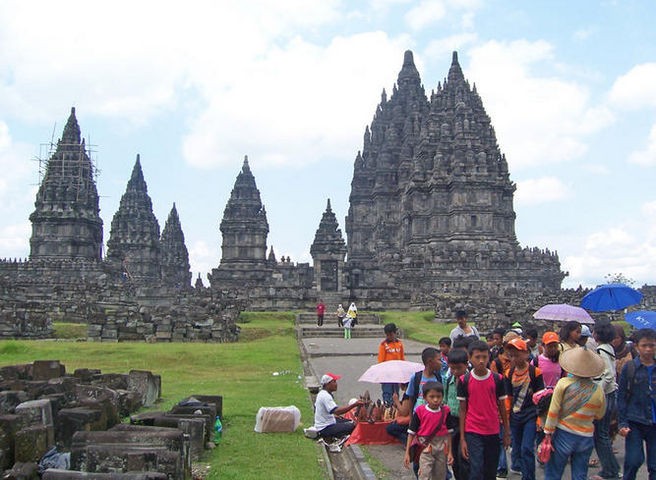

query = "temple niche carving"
[{"left": 0, "top": 50, "right": 584, "bottom": 340}]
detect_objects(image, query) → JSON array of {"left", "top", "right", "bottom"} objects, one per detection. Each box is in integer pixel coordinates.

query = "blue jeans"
[
  {"left": 497, "top": 425, "right": 508, "bottom": 473},
  {"left": 465, "top": 432, "right": 500, "bottom": 480},
  {"left": 381, "top": 383, "right": 398, "bottom": 406},
  {"left": 545, "top": 428, "right": 593, "bottom": 480},
  {"left": 594, "top": 391, "right": 620, "bottom": 478},
  {"left": 510, "top": 416, "right": 537, "bottom": 480},
  {"left": 623, "top": 421, "right": 656, "bottom": 480}
]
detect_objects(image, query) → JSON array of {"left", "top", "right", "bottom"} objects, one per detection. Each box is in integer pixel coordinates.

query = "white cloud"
[
  {"left": 628, "top": 124, "right": 656, "bottom": 167},
  {"left": 188, "top": 239, "right": 220, "bottom": 285},
  {"left": 0, "top": 222, "right": 30, "bottom": 260},
  {"left": 581, "top": 163, "right": 611, "bottom": 175},
  {"left": 405, "top": 1, "right": 447, "bottom": 30},
  {"left": 563, "top": 218, "right": 656, "bottom": 288},
  {"left": 467, "top": 40, "right": 614, "bottom": 170},
  {"left": 423, "top": 33, "right": 478, "bottom": 61},
  {"left": 182, "top": 32, "right": 409, "bottom": 169},
  {"left": 515, "top": 177, "right": 570, "bottom": 206},
  {"left": 609, "top": 63, "right": 656, "bottom": 110},
  {"left": 573, "top": 27, "right": 595, "bottom": 40}
]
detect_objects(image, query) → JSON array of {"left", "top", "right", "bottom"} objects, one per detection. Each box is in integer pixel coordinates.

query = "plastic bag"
[{"left": 254, "top": 406, "right": 301, "bottom": 433}]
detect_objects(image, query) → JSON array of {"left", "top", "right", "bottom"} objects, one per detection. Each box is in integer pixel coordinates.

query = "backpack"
[
  {"left": 409, "top": 370, "right": 441, "bottom": 405},
  {"left": 461, "top": 370, "right": 503, "bottom": 398},
  {"left": 624, "top": 358, "right": 637, "bottom": 399}
]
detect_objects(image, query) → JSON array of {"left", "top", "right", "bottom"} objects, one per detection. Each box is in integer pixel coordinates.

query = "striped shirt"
[{"left": 544, "top": 376, "right": 606, "bottom": 437}]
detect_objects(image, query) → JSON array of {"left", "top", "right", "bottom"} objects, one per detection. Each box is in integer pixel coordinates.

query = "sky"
[{"left": 0, "top": 0, "right": 654, "bottom": 289}]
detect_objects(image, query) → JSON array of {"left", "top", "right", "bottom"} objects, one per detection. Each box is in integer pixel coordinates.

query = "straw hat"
[{"left": 558, "top": 347, "right": 604, "bottom": 378}]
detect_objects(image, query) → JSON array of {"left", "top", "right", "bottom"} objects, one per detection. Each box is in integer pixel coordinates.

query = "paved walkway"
[{"left": 303, "top": 336, "right": 646, "bottom": 480}]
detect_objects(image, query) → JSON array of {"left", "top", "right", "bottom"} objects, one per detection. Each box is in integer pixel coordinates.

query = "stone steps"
[
  {"left": 299, "top": 325, "right": 385, "bottom": 338},
  {"left": 297, "top": 312, "right": 380, "bottom": 325}
]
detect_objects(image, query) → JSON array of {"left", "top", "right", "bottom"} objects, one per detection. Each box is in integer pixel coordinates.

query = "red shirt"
[
  {"left": 457, "top": 369, "right": 507, "bottom": 435},
  {"left": 316, "top": 303, "right": 325, "bottom": 315}
]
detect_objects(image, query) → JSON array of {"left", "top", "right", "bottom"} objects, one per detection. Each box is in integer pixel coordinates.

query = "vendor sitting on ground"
[{"left": 314, "top": 373, "right": 364, "bottom": 438}]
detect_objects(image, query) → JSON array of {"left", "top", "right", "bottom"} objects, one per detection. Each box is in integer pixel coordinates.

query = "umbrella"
[
  {"left": 533, "top": 304, "right": 595, "bottom": 324},
  {"left": 580, "top": 283, "right": 643, "bottom": 312},
  {"left": 358, "top": 360, "right": 424, "bottom": 384},
  {"left": 625, "top": 310, "right": 656, "bottom": 330}
]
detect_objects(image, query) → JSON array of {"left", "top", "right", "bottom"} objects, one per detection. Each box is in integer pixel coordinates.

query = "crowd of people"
[{"left": 312, "top": 309, "right": 655, "bottom": 480}]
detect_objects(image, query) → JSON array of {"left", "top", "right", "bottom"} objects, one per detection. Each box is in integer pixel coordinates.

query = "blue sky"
[{"left": 0, "top": 0, "right": 654, "bottom": 289}]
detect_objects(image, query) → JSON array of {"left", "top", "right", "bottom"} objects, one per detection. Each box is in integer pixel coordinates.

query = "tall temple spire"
[
  {"left": 311, "top": 198, "right": 347, "bottom": 293},
  {"left": 397, "top": 50, "right": 422, "bottom": 89},
  {"left": 29, "top": 107, "right": 103, "bottom": 260},
  {"left": 160, "top": 202, "right": 192, "bottom": 289},
  {"left": 106, "top": 155, "right": 161, "bottom": 283},
  {"left": 447, "top": 50, "right": 466, "bottom": 85}
]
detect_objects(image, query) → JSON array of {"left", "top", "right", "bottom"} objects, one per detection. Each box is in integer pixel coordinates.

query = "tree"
[{"left": 604, "top": 272, "right": 635, "bottom": 286}]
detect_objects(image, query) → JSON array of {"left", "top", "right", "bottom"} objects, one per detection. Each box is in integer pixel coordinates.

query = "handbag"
[
  {"left": 411, "top": 408, "right": 447, "bottom": 463},
  {"left": 537, "top": 435, "right": 554, "bottom": 464}
]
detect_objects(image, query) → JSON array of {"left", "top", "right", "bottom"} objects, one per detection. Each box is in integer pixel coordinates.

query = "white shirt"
[{"left": 314, "top": 389, "right": 338, "bottom": 430}]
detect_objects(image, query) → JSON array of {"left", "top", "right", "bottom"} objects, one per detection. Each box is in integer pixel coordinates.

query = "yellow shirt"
[{"left": 544, "top": 376, "right": 606, "bottom": 437}]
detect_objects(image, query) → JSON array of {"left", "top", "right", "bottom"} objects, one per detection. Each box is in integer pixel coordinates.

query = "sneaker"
[
  {"left": 496, "top": 470, "right": 508, "bottom": 479},
  {"left": 328, "top": 443, "right": 342, "bottom": 453},
  {"left": 510, "top": 469, "right": 522, "bottom": 475},
  {"left": 335, "top": 435, "right": 350, "bottom": 448}
]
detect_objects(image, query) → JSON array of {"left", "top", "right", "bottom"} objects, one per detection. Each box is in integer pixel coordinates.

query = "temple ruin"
[{"left": 2, "top": 50, "right": 649, "bottom": 339}]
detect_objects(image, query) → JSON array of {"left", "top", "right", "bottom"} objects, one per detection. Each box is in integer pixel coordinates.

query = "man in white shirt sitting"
[{"left": 314, "top": 372, "right": 364, "bottom": 438}]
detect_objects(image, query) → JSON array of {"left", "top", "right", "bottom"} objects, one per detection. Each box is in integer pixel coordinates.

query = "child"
[
  {"left": 378, "top": 323, "right": 405, "bottom": 405},
  {"left": 444, "top": 349, "right": 470, "bottom": 480},
  {"left": 438, "top": 337, "right": 451, "bottom": 380},
  {"left": 504, "top": 337, "right": 544, "bottom": 480},
  {"left": 525, "top": 328, "right": 540, "bottom": 360},
  {"left": 404, "top": 382, "right": 453, "bottom": 479},
  {"left": 617, "top": 328, "right": 656, "bottom": 480},
  {"left": 458, "top": 340, "right": 509, "bottom": 480},
  {"left": 342, "top": 313, "right": 352, "bottom": 339}
]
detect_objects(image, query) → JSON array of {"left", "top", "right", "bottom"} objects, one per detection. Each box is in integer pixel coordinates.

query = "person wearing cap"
[
  {"left": 449, "top": 310, "right": 480, "bottom": 343},
  {"left": 504, "top": 337, "right": 544, "bottom": 480},
  {"left": 314, "top": 373, "right": 364, "bottom": 438},
  {"left": 577, "top": 324, "right": 598, "bottom": 351},
  {"left": 543, "top": 347, "right": 607, "bottom": 480},
  {"left": 534, "top": 332, "right": 563, "bottom": 388},
  {"left": 378, "top": 323, "right": 405, "bottom": 406}
]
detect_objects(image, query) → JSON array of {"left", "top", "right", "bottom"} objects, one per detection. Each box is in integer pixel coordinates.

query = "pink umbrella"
[
  {"left": 358, "top": 360, "right": 424, "bottom": 384},
  {"left": 533, "top": 304, "right": 595, "bottom": 324}
]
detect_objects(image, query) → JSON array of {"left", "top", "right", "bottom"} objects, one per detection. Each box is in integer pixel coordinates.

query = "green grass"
[
  {"left": 52, "top": 322, "right": 88, "bottom": 339},
  {"left": 377, "top": 311, "right": 454, "bottom": 343},
  {"left": 0, "top": 312, "right": 325, "bottom": 480}
]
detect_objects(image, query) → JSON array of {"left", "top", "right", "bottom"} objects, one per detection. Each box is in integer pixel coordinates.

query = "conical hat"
[{"left": 558, "top": 346, "right": 605, "bottom": 378}]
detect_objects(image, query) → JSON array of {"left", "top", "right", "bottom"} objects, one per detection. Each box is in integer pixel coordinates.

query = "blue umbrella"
[
  {"left": 625, "top": 311, "right": 656, "bottom": 330},
  {"left": 580, "top": 283, "right": 643, "bottom": 312}
]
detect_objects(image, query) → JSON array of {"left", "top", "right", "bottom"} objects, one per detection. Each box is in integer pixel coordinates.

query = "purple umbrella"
[{"left": 533, "top": 304, "right": 595, "bottom": 324}]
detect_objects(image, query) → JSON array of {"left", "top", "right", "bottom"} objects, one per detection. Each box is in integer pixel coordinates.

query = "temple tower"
[
  {"left": 29, "top": 107, "right": 103, "bottom": 260},
  {"left": 346, "top": 51, "right": 565, "bottom": 296},
  {"left": 160, "top": 203, "right": 192, "bottom": 289},
  {"left": 210, "top": 156, "right": 270, "bottom": 288},
  {"left": 106, "top": 155, "right": 161, "bottom": 283},
  {"left": 310, "top": 199, "right": 347, "bottom": 295}
]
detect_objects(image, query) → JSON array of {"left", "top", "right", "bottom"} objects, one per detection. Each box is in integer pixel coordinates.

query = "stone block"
[
  {"left": 15, "top": 399, "right": 54, "bottom": 443},
  {"left": 32, "top": 360, "right": 65, "bottom": 381},
  {"left": 43, "top": 470, "right": 168, "bottom": 479},
  {"left": 116, "top": 390, "right": 144, "bottom": 417},
  {"left": 14, "top": 425, "right": 49, "bottom": 463},
  {"left": 0, "top": 364, "right": 31, "bottom": 382},
  {"left": 185, "top": 394, "right": 223, "bottom": 420},
  {"left": 128, "top": 371, "right": 160, "bottom": 407},
  {"left": 0, "top": 414, "right": 21, "bottom": 470},
  {"left": 3, "top": 461, "right": 39, "bottom": 480},
  {"left": 73, "top": 368, "right": 102, "bottom": 383},
  {"left": 55, "top": 407, "right": 103, "bottom": 448},
  {"left": 0, "top": 390, "right": 30, "bottom": 414},
  {"left": 95, "top": 373, "right": 128, "bottom": 391}
]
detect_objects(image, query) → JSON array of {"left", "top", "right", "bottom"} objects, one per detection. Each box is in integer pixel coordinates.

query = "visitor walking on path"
[
  {"left": 458, "top": 340, "right": 510, "bottom": 480},
  {"left": 449, "top": 310, "right": 479, "bottom": 342},
  {"left": 543, "top": 347, "right": 606, "bottom": 480},
  {"left": 336, "top": 304, "right": 346, "bottom": 327},
  {"left": 443, "top": 349, "right": 470, "bottom": 480},
  {"left": 316, "top": 299, "right": 326, "bottom": 326},
  {"left": 590, "top": 321, "right": 621, "bottom": 480},
  {"left": 504, "top": 337, "right": 544, "bottom": 480},
  {"left": 378, "top": 323, "right": 405, "bottom": 406},
  {"left": 342, "top": 314, "right": 353, "bottom": 339},
  {"left": 403, "top": 382, "right": 453, "bottom": 480},
  {"left": 347, "top": 302, "right": 358, "bottom": 326},
  {"left": 617, "top": 328, "right": 656, "bottom": 480}
]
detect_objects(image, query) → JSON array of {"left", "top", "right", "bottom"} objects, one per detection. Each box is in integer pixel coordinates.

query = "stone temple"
[{"left": 0, "top": 50, "right": 606, "bottom": 340}]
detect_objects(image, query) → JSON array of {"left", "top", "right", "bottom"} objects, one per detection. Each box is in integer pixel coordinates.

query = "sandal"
[{"left": 588, "top": 458, "right": 600, "bottom": 468}]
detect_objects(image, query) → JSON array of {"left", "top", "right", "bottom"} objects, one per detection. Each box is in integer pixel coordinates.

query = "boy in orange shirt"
[{"left": 379, "top": 323, "right": 405, "bottom": 405}]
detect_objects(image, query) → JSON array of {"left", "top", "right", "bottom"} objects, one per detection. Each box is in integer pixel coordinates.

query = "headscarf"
[{"left": 347, "top": 303, "right": 357, "bottom": 317}]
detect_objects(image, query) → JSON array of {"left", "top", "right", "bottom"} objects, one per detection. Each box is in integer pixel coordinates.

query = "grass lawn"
[
  {"left": 377, "top": 311, "right": 455, "bottom": 343},
  {"left": 0, "top": 312, "right": 325, "bottom": 480}
]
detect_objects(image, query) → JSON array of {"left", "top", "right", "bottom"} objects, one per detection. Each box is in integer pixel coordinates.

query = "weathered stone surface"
[
  {"left": 3, "top": 461, "right": 39, "bottom": 480},
  {"left": 160, "top": 204, "right": 192, "bottom": 290},
  {"left": 127, "top": 371, "right": 160, "bottom": 407},
  {"left": 43, "top": 470, "right": 168, "bottom": 479},
  {"left": 55, "top": 407, "right": 104, "bottom": 448},
  {"left": 14, "top": 425, "right": 49, "bottom": 463},
  {"left": 0, "top": 415, "right": 21, "bottom": 470},
  {"left": 31, "top": 361, "right": 65, "bottom": 381},
  {"left": 0, "top": 391, "right": 30, "bottom": 414}
]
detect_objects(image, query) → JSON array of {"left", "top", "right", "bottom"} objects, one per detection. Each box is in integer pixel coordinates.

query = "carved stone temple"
[{"left": 2, "top": 50, "right": 624, "bottom": 340}]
